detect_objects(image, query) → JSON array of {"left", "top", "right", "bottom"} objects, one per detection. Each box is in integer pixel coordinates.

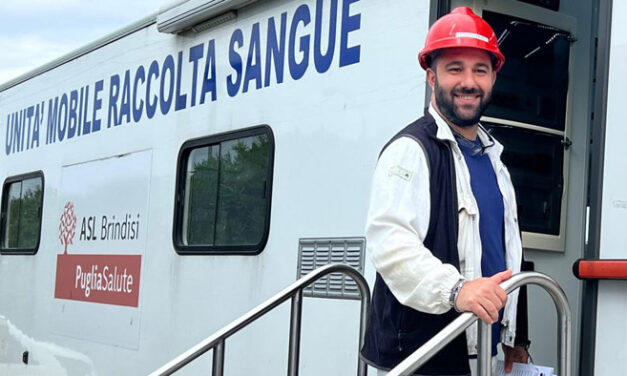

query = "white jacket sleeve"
[{"left": 366, "top": 137, "right": 463, "bottom": 314}]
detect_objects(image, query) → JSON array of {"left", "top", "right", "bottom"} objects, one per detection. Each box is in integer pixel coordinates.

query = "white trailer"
[{"left": 0, "top": 0, "right": 623, "bottom": 374}]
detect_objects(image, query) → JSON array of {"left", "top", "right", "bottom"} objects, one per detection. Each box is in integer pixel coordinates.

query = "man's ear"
[
  {"left": 491, "top": 70, "right": 497, "bottom": 85},
  {"left": 427, "top": 68, "right": 436, "bottom": 90}
]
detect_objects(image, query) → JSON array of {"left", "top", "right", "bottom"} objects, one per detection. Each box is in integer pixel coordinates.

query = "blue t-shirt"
[{"left": 458, "top": 134, "right": 506, "bottom": 356}]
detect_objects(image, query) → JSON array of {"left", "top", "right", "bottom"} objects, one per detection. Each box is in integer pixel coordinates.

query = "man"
[{"left": 360, "top": 7, "right": 529, "bottom": 376}]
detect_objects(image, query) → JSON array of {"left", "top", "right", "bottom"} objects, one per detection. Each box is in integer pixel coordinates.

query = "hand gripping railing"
[
  {"left": 388, "top": 272, "right": 571, "bottom": 376},
  {"left": 148, "top": 263, "right": 371, "bottom": 376}
]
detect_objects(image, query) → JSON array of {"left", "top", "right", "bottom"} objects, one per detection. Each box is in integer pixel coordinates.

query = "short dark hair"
[{"left": 426, "top": 50, "right": 443, "bottom": 70}]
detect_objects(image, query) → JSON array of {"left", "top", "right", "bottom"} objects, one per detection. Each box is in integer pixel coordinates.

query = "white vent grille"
[{"left": 297, "top": 237, "right": 365, "bottom": 300}]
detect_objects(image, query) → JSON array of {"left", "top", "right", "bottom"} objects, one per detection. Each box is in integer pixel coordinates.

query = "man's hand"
[
  {"left": 502, "top": 344, "right": 529, "bottom": 373},
  {"left": 454, "top": 269, "right": 512, "bottom": 323}
]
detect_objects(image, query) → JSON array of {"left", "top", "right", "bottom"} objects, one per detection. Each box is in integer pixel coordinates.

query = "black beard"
[{"left": 434, "top": 78, "right": 491, "bottom": 128}]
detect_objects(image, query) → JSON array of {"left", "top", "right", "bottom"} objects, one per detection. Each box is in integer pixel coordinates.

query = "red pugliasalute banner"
[{"left": 54, "top": 254, "right": 141, "bottom": 307}]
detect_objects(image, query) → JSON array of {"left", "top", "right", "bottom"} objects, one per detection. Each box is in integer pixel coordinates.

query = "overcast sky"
[{"left": 0, "top": 0, "right": 168, "bottom": 85}]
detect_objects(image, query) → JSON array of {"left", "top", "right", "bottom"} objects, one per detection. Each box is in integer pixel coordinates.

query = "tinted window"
[
  {"left": 1, "top": 172, "right": 44, "bottom": 254},
  {"left": 483, "top": 11, "right": 570, "bottom": 131},
  {"left": 486, "top": 124, "right": 563, "bottom": 235},
  {"left": 185, "top": 145, "right": 220, "bottom": 245},
  {"left": 175, "top": 126, "right": 274, "bottom": 254}
]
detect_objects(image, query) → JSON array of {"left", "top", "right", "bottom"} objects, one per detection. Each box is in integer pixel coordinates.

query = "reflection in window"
[
  {"left": 1, "top": 173, "right": 44, "bottom": 253},
  {"left": 215, "top": 137, "right": 269, "bottom": 246},
  {"left": 483, "top": 11, "right": 570, "bottom": 131},
  {"left": 177, "top": 127, "right": 274, "bottom": 254},
  {"left": 185, "top": 145, "right": 219, "bottom": 245},
  {"left": 485, "top": 124, "right": 563, "bottom": 235}
]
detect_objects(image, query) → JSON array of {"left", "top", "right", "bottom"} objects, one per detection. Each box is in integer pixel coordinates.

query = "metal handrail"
[
  {"left": 388, "top": 272, "right": 571, "bottom": 376},
  {"left": 148, "top": 263, "right": 371, "bottom": 376}
]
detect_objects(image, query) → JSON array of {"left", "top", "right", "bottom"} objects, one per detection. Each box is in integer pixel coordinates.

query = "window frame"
[
  {"left": 473, "top": 1, "right": 576, "bottom": 252},
  {"left": 172, "top": 125, "right": 275, "bottom": 255},
  {"left": 0, "top": 170, "right": 45, "bottom": 255}
]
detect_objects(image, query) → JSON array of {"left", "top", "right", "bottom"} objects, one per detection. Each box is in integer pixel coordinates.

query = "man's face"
[{"left": 427, "top": 48, "right": 497, "bottom": 128}]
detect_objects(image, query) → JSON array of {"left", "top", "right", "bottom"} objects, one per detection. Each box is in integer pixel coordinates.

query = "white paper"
[{"left": 497, "top": 360, "right": 556, "bottom": 376}]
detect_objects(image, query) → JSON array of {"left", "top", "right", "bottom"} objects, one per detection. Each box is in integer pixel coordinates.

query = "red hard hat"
[{"left": 418, "top": 7, "right": 505, "bottom": 71}]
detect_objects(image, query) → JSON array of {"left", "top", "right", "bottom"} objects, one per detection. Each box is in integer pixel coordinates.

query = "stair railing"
[
  {"left": 148, "top": 263, "right": 370, "bottom": 376},
  {"left": 387, "top": 271, "right": 571, "bottom": 376}
]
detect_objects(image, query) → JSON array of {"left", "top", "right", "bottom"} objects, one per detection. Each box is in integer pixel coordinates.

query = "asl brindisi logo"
[
  {"left": 59, "top": 202, "right": 77, "bottom": 254},
  {"left": 54, "top": 202, "right": 142, "bottom": 308}
]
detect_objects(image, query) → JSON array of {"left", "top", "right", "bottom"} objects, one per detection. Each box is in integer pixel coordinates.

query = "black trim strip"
[{"left": 580, "top": 0, "right": 613, "bottom": 374}]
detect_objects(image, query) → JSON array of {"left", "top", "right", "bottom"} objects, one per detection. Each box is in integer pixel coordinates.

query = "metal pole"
[
  {"left": 212, "top": 340, "right": 225, "bottom": 376},
  {"left": 477, "top": 321, "right": 492, "bottom": 376},
  {"left": 552, "top": 283, "right": 571, "bottom": 376},
  {"left": 356, "top": 275, "right": 371, "bottom": 376},
  {"left": 287, "top": 291, "right": 303, "bottom": 376},
  {"left": 387, "top": 272, "right": 571, "bottom": 376},
  {"left": 501, "top": 273, "right": 571, "bottom": 376}
]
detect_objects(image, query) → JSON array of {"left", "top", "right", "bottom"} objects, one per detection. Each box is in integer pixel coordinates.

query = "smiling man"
[
  {"left": 360, "top": 7, "right": 529, "bottom": 376},
  {"left": 431, "top": 48, "right": 495, "bottom": 131}
]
